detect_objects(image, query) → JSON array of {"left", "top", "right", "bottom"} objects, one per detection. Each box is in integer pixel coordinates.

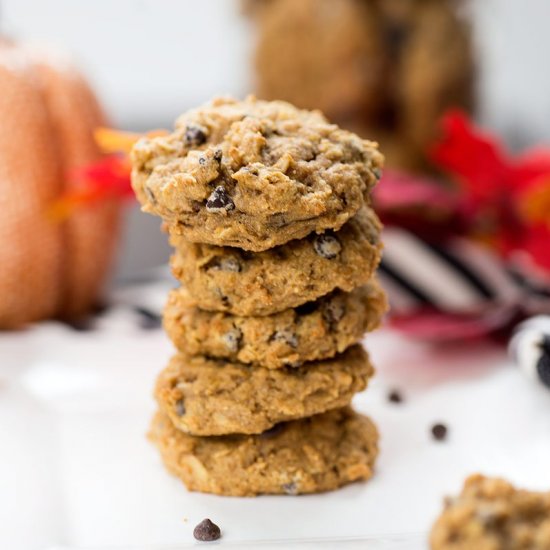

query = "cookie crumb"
[
  {"left": 431, "top": 423, "right": 448, "bottom": 441},
  {"left": 387, "top": 389, "right": 403, "bottom": 404},
  {"left": 193, "top": 518, "right": 221, "bottom": 542}
]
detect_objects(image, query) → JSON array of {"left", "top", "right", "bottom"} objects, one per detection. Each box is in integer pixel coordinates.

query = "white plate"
[{"left": 1, "top": 282, "right": 550, "bottom": 550}]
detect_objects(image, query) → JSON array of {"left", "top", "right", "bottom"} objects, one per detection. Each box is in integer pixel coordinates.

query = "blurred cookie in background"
[{"left": 245, "top": 0, "right": 475, "bottom": 172}]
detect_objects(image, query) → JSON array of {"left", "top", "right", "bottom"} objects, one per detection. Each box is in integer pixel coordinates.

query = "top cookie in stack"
[
  {"left": 131, "top": 96, "right": 383, "bottom": 251},
  {"left": 132, "top": 97, "right": 386, "bottom": 496}
]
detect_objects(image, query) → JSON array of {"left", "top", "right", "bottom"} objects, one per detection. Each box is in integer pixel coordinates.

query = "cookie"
[
  {"left": 170, "top": 207, "right": 382, "bottom": 316},
  {"left": 131, "top": 96, "right": 383, "bottom": 251},
  {"left": 154, "top": 345, "right": 373, "bottom": 436},
  {"left": 149, "top": 406, "right": 379, "bottom": 496},
  {"left": 163, "top": 281, "right": 387, "bottom": 368},
  {"left": 430, "top": 474, "right": 550, "bottom": 550},
  {"left": 245, "top": 0, "right": 473, "bottom": 173}
]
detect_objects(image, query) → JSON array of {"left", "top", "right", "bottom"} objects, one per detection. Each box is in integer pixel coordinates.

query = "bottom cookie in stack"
[{"left": 149, "top": 407, "right": 379, "bottom": 497}]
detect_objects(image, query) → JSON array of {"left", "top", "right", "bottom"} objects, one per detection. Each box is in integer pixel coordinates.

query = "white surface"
[{"left": 1, "top": 284, "right": 550, "bottom": 550}]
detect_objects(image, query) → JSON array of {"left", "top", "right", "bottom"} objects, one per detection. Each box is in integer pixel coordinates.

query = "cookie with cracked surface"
[
  {"left": 154, "top": 345, "right": 373, "bottom": 436},
  {"left": 149, "top": 406, "right": 378, "bottom": 496},
  {"left": 170, "top": 207, "right": 382, "bottom": 316},
  {"left": 131, "top": 96, "right": 383, "bottom": 251},
  {"left": 163, "top": 281, "right": 387, "bottom": 369},
  {"left": 430, "top": 474, "right": 550, "bottom": 550}
]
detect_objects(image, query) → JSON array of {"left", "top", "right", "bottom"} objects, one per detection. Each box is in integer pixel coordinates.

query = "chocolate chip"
[
  {"left": 270, "top": 329, "right": 298, "bottom": 349},
  {"left": 373, "top": 167, "right": 383, "bottom": 181},
  {"left": 193, "top": 519, "right": 221, "bottom": 542},
  {"left": 431, "top": 423, "right": 448, "bottom": 441},
  {"left": 214, "top": 149, "right": 223, "bottom": 162},
  {"left": 282, "top": 481, "right": 298, "bottom": 495},
  {"left": 175, "top": 399, "right": 185, "bottom": 416},
  {"left": 206, "top": 186, "right": 235, "bottom": 213},
  {"left": 198, "top": 156, "right": 206, "bottom": 166},
  {"left": 134, "top": 307, "right": 162, "bottom": 330},
  {"left": 388, "top": 389, "right": 404, "bottom": 404},
  {"left": 222, "top": 328, "right": 242, "bottom": 352},
  {"left": 65, "top": 317, "right": 95, "bottom": 332},
  {"left": 206, "top": 256, "right": 241, "bottom": 272},
  {"left": 322, "top": 296, "right": 346, "bottom": 325},
  {"left": 260, "top": 422, "right": 286, "bottom": 439},
  {"left": 313, "top": 233, "right": 342, "bottom": 259},
  {"left": 144, "top": 185, "right": 157, "bottom": 205},
  {"left": 184, "top": 125, "right": 207, "bottom": 146},
  {"left": 191, "top": 200, "right": 202, "bottom": 213}
]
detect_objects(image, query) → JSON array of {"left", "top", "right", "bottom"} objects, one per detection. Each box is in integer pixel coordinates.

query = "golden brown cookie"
[
  {"left": 164, "top": 281, "right": 387, "bottom": 368},
  {"left": 131, "top": 96, "right": 383, "bottom": 251},
  {"left": 170, "top": 207, "right": 382, "bottom": 316},
  {"left": 155, "top": 345, "right": 373, "bottom": 436},
  {"left": 149, "top": 406, "right": 379, "bottom": 496},
  {"left": 430, "top": 474, "right": 550, "bottom": 550}
]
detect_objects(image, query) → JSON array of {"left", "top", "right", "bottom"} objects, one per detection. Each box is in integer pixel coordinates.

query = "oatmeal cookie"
[
  {"left": 149, "top": 406, "right": 378, "bottom": 496},
  {"left": 163, "top": 281, "right": 387, "bottom": 368},
  {"left": 431, "top": 474, "right": 550, "bottom": 550},
  {"left": 155, "top": 345, "right": 373, "bottom": 436},
  {"left": 131, "top": 96, "right": 383, "bottom": 251},
  {"left": 170, "top": 207, "right": 382, "bottom": 316}
]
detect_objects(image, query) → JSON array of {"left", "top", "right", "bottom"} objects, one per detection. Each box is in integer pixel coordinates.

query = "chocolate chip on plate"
[
  {"left": 431, "top": 423, "right": 448, "bottom": 441},
  {"left": 184, "top": 125, "right": 207, "bottom": 146},
  {"left": 193, "top": 518, "right": 221, "bottom": 542},
  {"left": 206, "top": 186, "right": 235, "bottom": 213},
  {"left": 387, "top": 389, "right": 404, "bottom": 404},
  {"left": 313, "top": 233, "right": 342, "bottom": 259}
]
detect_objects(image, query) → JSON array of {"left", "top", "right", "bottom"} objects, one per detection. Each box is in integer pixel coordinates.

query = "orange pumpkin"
[{"left": 0, "top": 39, "right": 121, "bottom": 328}]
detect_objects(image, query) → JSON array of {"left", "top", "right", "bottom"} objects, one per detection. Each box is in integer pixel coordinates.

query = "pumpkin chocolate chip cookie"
[
  {"left": 163, "top": 281, "right": 387, "bottom": 369},
  {"left": 149, "top": 406, "right": 379, "bottom": 496},
  {"left": 170, "top": 207, "right": 382, "bottom": 316},
  {"left": 154, "top": 345, "right": 373, "bottom": 436},
  {"left": 431, "top": 474, "right": 550, "bottom": 550},
  {"left": 131, "top": 96, "right": 383, "bottom": 251}
]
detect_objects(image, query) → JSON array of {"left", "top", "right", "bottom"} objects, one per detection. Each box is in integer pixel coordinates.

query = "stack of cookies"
[{"left": 131, "top": 96, "right": 386, "bottom": 496}]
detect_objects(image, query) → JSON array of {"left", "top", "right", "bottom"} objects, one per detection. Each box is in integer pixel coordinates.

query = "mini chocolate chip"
[
  {"left": 214, "top": 149, "right": 223, "bottom": 162},
  {"left": 322, "top": 296, "right": 346, "bottom": 325},
  {"left": 184, "top": 125, "right": 207, "bottom": 146},
  {"left": 206, "top": 186, "right": 235, "bottom": 213},
  {"left": 134, "top": 307, "right": 162, "bottom": 330},
  {"left": 388, "top": 389, "right": 404, "bottom": 404},
  {"left": 282, "top": 481, "right": 298, "bottom": 495},
  {"left": 260, "top": 422, "right": 286, "bottom": 439},
  {"left": 206, "top": 256, "right": 241, "bottom": 272},
  {"left": 65, "top": 317, "right": 95, "bottom": 332},
  {"left": 193, "top": 519, "right": 221, "bottom": 542},
  {"left": 431, "top": 423, "right": 448, "bottom": 441},
  {"left": 373, "top": 167, "right": 383, "bottom": 180},
  {"left": 191, "top": 200, "right": 202, "bottom": 212},
  {"left": 313, "top": 233, "right": 342, "bottom": 259},
  {"left": 175, "top": 399, "right": 185, "bottom": 416},
  {"left": 270, "top": 329, "right": 298, "bottom": 349},
  {"left": 144, "top": 185, "right": 157, "bottom": 205},
  {"left": 222, "top": 328, "right": 242, "bottom": 352},
  {"left": 198, "top": 156, "right": 206, "bottom": 166}
]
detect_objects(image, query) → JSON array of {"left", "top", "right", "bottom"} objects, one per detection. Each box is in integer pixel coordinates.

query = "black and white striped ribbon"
[{"left": 379, "top": 227, "right": 550, "bottom": 316}]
